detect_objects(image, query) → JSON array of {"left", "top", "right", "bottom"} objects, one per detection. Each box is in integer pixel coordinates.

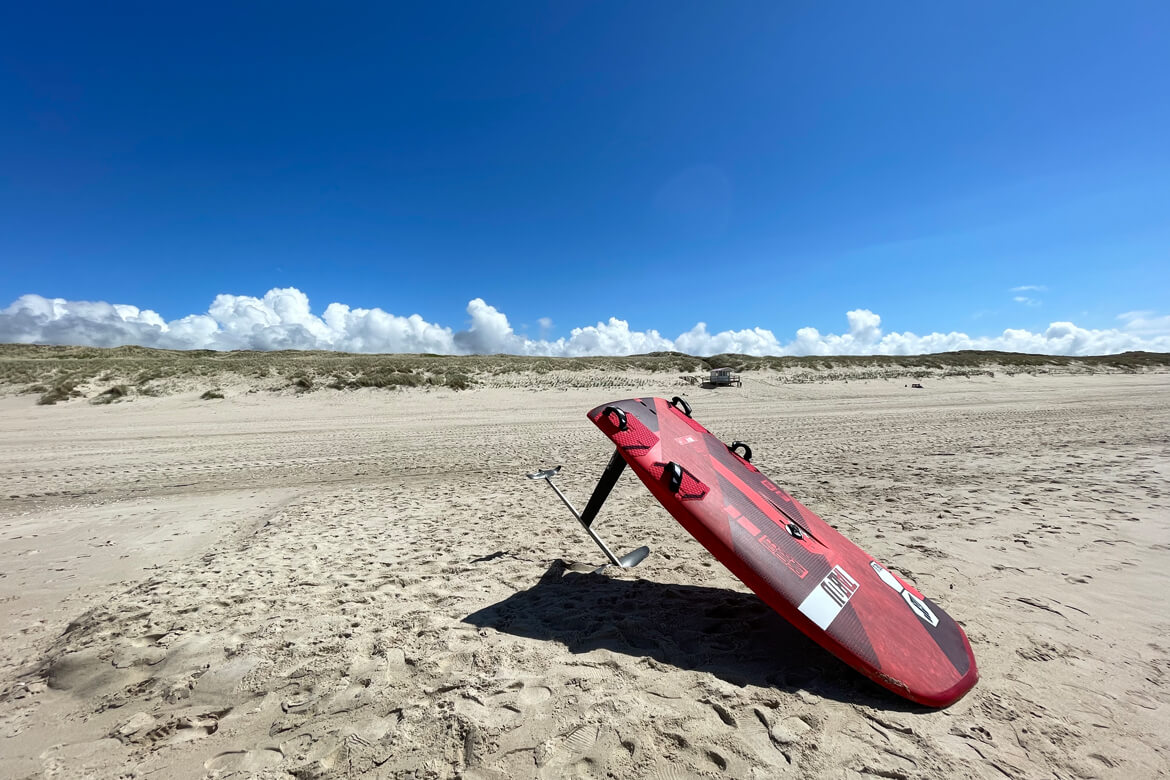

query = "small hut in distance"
[{"left": 708, "top": 367, "right": 742, "bottom": 387}]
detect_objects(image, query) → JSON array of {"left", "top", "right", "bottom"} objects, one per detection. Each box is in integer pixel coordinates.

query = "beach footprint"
[
  {"left": 516, "top": 682, "right": 552, "bottom": 707},
  {"left": 204, "top": 747, "right": 284, "bottom": 772},
  {"left": 535, "top": 723, "right": 594, "bottom": 764},
  {"left": 115, "top": 709, "right": 225, "bottom": 747}
]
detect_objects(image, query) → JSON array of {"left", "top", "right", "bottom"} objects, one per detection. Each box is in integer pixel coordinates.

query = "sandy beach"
[{"left": 0, "top": 372, "right": 1167, "bottom": 778}]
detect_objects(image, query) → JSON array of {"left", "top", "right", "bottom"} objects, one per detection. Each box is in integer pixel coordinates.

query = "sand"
[{"left": 0, "top": 372, "right": 1167, "bottom": 778}]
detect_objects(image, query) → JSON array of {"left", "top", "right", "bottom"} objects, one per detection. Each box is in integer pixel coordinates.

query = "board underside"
[{"left": 588, "top": 397, "right": 978, "bottom": 708}]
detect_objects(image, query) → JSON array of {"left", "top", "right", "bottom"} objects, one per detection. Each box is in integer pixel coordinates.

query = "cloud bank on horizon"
[{"left": 2, "top": 288, "right": 1168, "bottom": 357}]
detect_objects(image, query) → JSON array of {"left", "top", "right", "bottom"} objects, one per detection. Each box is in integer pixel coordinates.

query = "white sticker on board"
[
  {"left": 798, "top": 565, "right": 859, "bottom": 630},
  {"left": 870, "top": 560, "right": 939, "bottom": 627}
]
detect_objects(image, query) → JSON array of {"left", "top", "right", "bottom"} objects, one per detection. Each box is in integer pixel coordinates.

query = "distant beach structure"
[{"left": 709, "top": 367, "right": 742, "bottom": 387}]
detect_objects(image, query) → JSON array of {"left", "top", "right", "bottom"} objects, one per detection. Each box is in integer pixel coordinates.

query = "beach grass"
[{"left": 2, "top": 343, "right": 1168, "bottom": 401}]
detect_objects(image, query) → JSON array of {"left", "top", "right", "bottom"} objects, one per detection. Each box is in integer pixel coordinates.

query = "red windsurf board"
[{"left": 588, "top": 396, "right": 978, "bottom": 708}]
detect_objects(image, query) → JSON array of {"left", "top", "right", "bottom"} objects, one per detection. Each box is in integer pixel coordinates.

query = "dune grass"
[
  {"left": 2, "top": 343, "right": 1167, "bottom": 403},
  {"left": 89, "top": 384, "right": 130, "bottom": 405}
]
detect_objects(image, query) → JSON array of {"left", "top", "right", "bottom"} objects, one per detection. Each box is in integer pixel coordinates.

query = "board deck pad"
[{"left": 588, "top": 397, "right": 978, "bottom": 707}]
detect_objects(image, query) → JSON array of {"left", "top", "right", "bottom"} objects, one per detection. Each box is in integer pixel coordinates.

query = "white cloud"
[
  {"left": 1010, "top": 285, "right": 1044, "bottom": 307},
  {"left": 675, "top": 323, "right": 782, "bottom": 356},
  {"left": 554, "top": 317, "right": 674, "bottom": 357},
  {"left": 453, "top": 298, "right": 523, "bottom": 354},
  {"left": 2, "top": 288, "right": 1168, "bottom": 357},
  {"left": 1117, "top": 310, "right": 1170, "bottom": 336}
]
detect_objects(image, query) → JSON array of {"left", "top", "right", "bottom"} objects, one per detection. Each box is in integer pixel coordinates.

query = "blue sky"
[{"left": 2, "top": 2, "right": 1168, "bottom": 355}]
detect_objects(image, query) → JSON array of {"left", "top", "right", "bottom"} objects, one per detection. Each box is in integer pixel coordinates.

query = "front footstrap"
[
  {"left": 601, "top": 406, "right": 628, "bottom": 431},
  {"left": 652, "top": 461, "right": 710, "bottom": 501},
  {"left": 728, "top": 441, "right": 752, "bottom": 462}
]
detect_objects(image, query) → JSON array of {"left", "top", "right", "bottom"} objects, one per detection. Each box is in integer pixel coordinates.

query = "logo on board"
[{"left": 797, "top": 565, "right": 859, "bottom": 630}]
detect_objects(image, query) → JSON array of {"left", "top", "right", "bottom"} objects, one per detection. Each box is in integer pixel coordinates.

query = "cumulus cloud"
[
  {"left": 675, "top": 323, "right": 782, "bottom": 356},
  {"left": 1117, "top": 310, "right": 1170, "bottom": 336},
  {"left": 2, "top": 288, "right": 1168, "bottom": 357}
]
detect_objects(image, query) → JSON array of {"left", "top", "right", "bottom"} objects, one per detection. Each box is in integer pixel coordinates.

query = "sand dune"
[{"left": 1, "top": 373, "right": 1167, "bottom": 778}]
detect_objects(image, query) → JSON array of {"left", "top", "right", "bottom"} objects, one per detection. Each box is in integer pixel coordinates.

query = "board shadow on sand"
[{"left": 464, "top": 560, "right": 927, "bottom": 711}]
